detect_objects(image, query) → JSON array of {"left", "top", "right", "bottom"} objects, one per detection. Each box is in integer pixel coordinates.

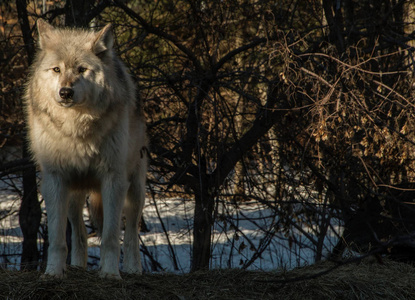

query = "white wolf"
[{"left": 24, "top": 20, "right": 148, "bottom": 279}]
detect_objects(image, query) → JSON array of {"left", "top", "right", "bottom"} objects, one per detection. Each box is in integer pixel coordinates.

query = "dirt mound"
[{"left": 1, "top": 259, "right": 415, "bottom": 299}]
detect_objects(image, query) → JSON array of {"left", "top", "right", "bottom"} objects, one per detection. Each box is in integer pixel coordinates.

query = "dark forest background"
[{"left": 2, "top": 0, "right": 415, "bottom": 273}]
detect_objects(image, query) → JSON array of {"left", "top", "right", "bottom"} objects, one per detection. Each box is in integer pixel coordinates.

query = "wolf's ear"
[
  {"left": 93, "top": 24, "right": 114, "bottom": 58},
  {"left": 37, "top": 19, "right": 56, "bottom": 49}
]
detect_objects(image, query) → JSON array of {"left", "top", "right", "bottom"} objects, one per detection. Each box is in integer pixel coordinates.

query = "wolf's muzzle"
[{"left": 58, "top": 87, "right": 75, "bottom": 107}]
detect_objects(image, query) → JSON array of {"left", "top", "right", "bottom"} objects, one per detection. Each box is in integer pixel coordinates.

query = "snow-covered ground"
[{"left": 0, "top": 176, "right": 341, "bottom": 273}]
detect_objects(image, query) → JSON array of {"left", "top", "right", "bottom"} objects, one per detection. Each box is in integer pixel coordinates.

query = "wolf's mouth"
[
  {"left": 58, "top": 101, "right": 75, "bottom": 108},
  {"left": 58, "top": 87, "right": 75, "bottom": 107}
]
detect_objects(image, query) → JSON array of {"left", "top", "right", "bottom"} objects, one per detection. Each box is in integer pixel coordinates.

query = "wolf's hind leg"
[
  {"left": 123, "top": 166, "right": 146, "bottom": 274},
  {"left": 68, "top": 191, "right": 88, "bottom": 268}
]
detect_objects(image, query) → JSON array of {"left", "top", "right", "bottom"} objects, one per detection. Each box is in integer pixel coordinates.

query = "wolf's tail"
[{"left": 88, "top": 192, "right": 103, "bottom": 236}]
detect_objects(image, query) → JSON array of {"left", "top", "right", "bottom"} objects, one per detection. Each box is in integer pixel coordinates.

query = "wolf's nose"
[{"left": 59, "top": 87, "right": 74, "bottom": 99}]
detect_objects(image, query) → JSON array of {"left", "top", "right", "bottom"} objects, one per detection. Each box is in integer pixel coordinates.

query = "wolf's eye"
[
  {"left": 78, "top": 66, "right": 87, "bottom": 74},
  {"left": 52, "top": 67, "right": 60, "bottom": 73}
]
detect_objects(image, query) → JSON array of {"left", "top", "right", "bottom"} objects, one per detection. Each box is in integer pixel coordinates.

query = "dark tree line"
[{"left": 1, "top": 0, "right": 415, "bottom": 272}]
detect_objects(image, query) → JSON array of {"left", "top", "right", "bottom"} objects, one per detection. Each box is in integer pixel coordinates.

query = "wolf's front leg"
[
  {"left": 100, "top": 174, "right": 128, "bottom": 279},
  {"left": 42, "top": 172, "right": 69, "bottom": 278}
]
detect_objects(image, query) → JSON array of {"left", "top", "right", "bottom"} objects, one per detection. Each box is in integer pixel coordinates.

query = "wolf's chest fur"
[{"left": 31, "top": 107, "right": 122, "bottom": 173}]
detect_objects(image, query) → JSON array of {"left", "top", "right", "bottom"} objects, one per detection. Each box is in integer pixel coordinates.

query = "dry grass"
[{"left": 1, "top": 259, "right": 415, "bottom": 299}]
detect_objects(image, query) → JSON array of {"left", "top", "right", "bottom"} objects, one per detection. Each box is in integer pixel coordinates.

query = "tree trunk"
[
  {"left": 16, "top": 0, "right": 41, "bottom": 270},
  {"left": 19, "top": 142, "right": 41, "bottom": 270},
  {"left": 322, "top": 0, "right": 345, "bottom": 53},
  {"left": 404, "top": 1, "right": 415, "bottom": 68},
  {"left": 16, "top": 0, "right": 34, "bottom": 63},
  {"left": 64, "top": 0, "right": 94, "bottom": 27},
  {"left": 191, "top": 185, "right": 214, "bottom": 272}
]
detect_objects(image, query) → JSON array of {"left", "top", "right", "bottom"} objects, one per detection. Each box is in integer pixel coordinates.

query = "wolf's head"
[{"left": 35, "top": 20, "right": 114, "bottom": 109}]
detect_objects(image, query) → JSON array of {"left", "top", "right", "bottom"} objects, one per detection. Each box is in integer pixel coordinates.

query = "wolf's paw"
[
  {"left": 40, "top": 270, "right": 66, "bottom": 280},
  {"left": 99, "top": 270, "right": 122, "bottom": 280},
  {"left": 123, "top": 265, "right": 142, "bottom": 275}
]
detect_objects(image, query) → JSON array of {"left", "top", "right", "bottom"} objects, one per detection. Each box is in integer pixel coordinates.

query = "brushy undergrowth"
[{"left": 1, "top": 258, "right": 415, "bottom": 299}]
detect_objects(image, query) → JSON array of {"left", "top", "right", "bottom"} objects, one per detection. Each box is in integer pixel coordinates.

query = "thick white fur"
[{"left": 24, "top": 20, "right": 148, "bottom": 279}]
